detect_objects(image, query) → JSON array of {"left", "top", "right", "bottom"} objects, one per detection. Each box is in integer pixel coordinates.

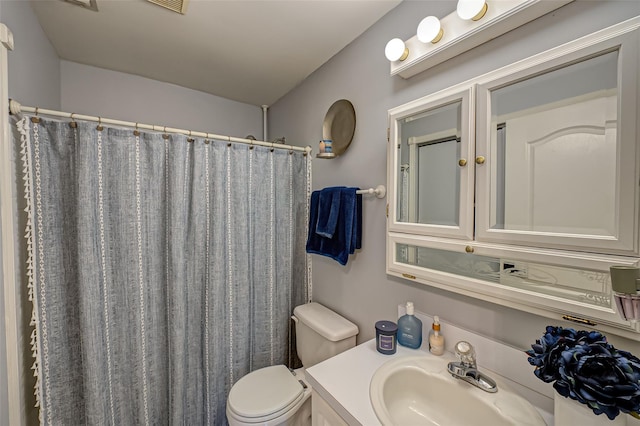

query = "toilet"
[{"left": 226, "top": 302, "right": 359, "bottom": 426}]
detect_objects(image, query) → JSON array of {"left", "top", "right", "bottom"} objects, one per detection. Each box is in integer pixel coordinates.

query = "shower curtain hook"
[
  {"left": 31, "top": 107, "right": 40, "bottom": 123},
  {"left": 249, "top": 140, "right": 254, "bottom": 150},
  {"left": 96, "top": 117, "right": 103, "bottom": 131},
  {"left": 69, "top": 113, "right": 77, "bottom": 129},
  {"left": 187, "top": 130, "right": 194, "bottom": 143},
  {"left": 270, "top": 142, "right": 275, "bottom": 152},
  {"left": 134, "top": 123, "right": 140, "bottom": 136},
  {"left": 163, "top": 126, "right": 169, "bottom": 140}
]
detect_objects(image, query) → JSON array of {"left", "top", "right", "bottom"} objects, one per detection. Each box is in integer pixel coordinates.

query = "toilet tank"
[{"left": 293, "top": 302, "right": 359, "bottom": 368}]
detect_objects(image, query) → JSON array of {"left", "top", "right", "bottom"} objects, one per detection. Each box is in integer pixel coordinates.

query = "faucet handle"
[{"left": 454, "top": 341, "right": 476, "bottom": 367}]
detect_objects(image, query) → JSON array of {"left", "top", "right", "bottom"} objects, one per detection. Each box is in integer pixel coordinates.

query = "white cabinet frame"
[{"left": 386, "top": 16, "right": 640, "bottom": 338}]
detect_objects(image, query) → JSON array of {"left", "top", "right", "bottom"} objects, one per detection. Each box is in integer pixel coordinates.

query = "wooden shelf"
[{"left": 316, "top": 152, "right": 337, "bottom": 159}]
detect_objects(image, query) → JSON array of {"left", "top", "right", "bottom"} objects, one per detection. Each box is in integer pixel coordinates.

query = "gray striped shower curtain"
[{"left": 15, "top": 115, "right": 310, "bottom": 425}]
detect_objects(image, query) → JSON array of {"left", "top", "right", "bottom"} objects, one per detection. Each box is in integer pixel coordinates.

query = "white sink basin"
[{"left": 369, "top": 355, "right": 546, "bottom": 426}]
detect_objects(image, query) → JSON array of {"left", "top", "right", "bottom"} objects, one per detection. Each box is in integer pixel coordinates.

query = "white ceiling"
[{"left": 31, "top": 0, "right": 402, "bottom": 106}]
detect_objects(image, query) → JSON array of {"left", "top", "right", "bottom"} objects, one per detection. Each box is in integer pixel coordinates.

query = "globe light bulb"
[
  {"left": 417, "top": 16, "right": 444, "bottom": 44},
  {"left": 457, "top": 0, "right": 488, "bottom": 21},
  {"left": 385, "top": 38, "right": 409, "bottom": 62}
]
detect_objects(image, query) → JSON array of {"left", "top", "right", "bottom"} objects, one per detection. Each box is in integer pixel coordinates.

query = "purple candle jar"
[{"left": 375, "top": 320, "right": 398, "bottom": 355}]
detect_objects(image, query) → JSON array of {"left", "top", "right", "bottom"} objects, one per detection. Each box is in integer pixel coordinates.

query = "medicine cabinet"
[{"left": 386, "top": 17, "right": 640, "bottom": 338}]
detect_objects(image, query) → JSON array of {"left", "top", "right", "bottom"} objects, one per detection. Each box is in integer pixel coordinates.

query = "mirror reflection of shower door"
[
  {"left": 409, "top": 132, "right": 460, "bottom": 226},
  {"left": 406, "top": 132, "right": 460, "bottom": 264},
  {"left": 391, "top": 87, "right": 474, "bottom": 241}
]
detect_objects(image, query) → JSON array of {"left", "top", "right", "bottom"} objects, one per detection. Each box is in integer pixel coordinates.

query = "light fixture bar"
[{"left": 390, "top": 0, "right": 573, "bottom": 79}]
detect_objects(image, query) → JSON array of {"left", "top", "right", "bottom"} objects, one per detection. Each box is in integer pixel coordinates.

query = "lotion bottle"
[
  {"left": 429, "top": 316, "right": 445, "bottom": 355},
  {"left": 397, "top": 302, "right": 422, "bottom": 349}
]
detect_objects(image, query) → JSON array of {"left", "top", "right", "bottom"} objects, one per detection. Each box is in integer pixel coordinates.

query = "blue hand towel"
[
  {"left": 315, "top": 187, "right": 343, "bottom": 238},
  {"left": 306, "top": 187, "right": 362, "bottom": 265},
  {"left": 353, "top": 191, "right": 362, "bottom": 251}
]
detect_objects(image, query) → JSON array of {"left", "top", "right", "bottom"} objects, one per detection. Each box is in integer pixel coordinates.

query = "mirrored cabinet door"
[
  {"left": 475, "top": 34, "right": 640, "bottom": 256},
  {"left": 388, "top": 86, "right": 475, "bottom": 239}
]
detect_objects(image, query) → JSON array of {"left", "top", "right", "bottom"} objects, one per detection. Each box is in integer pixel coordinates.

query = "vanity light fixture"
[
  {"left": 457, "top": 0, "right": 488, "bottom": 21},
  {"left": 385, "top": 38, "right": 409, "bottom": 62},
  {"left": 417, "top": 16, "right": 444, "bottom": 44},
  {"left": 387, "top": 0, "right": 573, "bottom": 78}
]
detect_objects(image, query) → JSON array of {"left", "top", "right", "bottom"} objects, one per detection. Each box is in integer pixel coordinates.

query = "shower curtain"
[{"left": 15, "top": 115, "right": 310, "bottom": 425}]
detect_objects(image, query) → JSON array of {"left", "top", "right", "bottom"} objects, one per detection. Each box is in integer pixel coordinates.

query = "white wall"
[
  {"left": 269, "top": 0, "right": 640, "bottom": 355},
  {"left": 61, "top": 61, "right": 263, "bottom": 140}
]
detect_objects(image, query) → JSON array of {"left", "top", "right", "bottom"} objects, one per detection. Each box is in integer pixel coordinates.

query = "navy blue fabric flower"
[{"left": 527, "top": 326, "right": 640, "bottom": 420}]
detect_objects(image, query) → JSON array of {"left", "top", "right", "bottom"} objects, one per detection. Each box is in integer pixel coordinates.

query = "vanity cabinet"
[
  {"left": 311, "top": 391, "right": 349, "bottom": 426},
  {"left": 387, "top": 17, "right": 640, "bottom": 337}
]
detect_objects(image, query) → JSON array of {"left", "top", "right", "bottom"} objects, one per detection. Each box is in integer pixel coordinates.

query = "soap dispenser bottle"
[
  {"left": 397, "top": 302, "right": 422, "bottom": 349},
  {"left": 429, "top": 316, "right": 445, "bottom": 355}
]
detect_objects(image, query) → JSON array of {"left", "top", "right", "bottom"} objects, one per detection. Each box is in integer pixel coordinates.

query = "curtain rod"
[{"left": 8, "top": 99, "right": 311, "bottom": 154}]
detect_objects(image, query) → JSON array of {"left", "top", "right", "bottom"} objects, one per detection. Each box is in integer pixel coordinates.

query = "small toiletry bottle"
[
  {"left": 397, "top": 302, "right": 422, "bottom": 349},
  {"left": 429, "top": 316, "right": 445, "bottom": 355},
  {"left": 319, "top": 140, "right": 326, "bottom": 153}
]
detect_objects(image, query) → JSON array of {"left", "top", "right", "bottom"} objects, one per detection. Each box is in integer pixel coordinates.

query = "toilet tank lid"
[{"left": 293, "top": 302, "right": 359, "bottom": 342}]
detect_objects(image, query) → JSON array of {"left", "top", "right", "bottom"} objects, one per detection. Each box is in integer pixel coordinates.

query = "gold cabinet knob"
[
  {"left": 475, "top": 156, "right": 486, "bottom": 165},
  {"left": 458, "top": 159, "right": 467, "bottom": 167},
  {"left": 465, "top": 245, "right": 474, "bottom": 253}
]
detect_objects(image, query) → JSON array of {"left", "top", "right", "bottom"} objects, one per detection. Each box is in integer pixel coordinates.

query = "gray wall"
[
  {"left": 270, "top": 0, "right": 640, "bottom": 353},
  {"left": 61, "top": 61, "right": 264, "bottom": 139},
  {"left": 4, "top": 1, "right": 264, "bottom": 141},
  {"left": 5, "top": 0, "right": 60, "bottom": 109},
  {"left": 1, "top": 2, "right": 60, "bottom": 424}
]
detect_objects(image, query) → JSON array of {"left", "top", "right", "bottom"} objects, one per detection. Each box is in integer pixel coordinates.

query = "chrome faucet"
[{"left": 447, "top": 341, "right": 498, "bottom": 393}]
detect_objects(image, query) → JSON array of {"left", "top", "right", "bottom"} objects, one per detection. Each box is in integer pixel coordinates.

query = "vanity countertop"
[
  {"left": 305, "top": 339, "right": 421, "bottom": 425},
  {"left": 305, "top": 338, "right": 554, "bottom": 426}
]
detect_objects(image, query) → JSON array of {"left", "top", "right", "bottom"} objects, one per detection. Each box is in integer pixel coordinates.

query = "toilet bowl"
[
  {"left": 226, "top": 302, "right": 358, "bottom": 426},
  {"left": 226, "top": 366, "right": 311, "bottom": 426}
]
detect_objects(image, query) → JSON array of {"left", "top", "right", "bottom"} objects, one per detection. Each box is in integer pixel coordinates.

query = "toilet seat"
[{"left": 227, "top": 365, "right": 305, "bottom": 423}]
